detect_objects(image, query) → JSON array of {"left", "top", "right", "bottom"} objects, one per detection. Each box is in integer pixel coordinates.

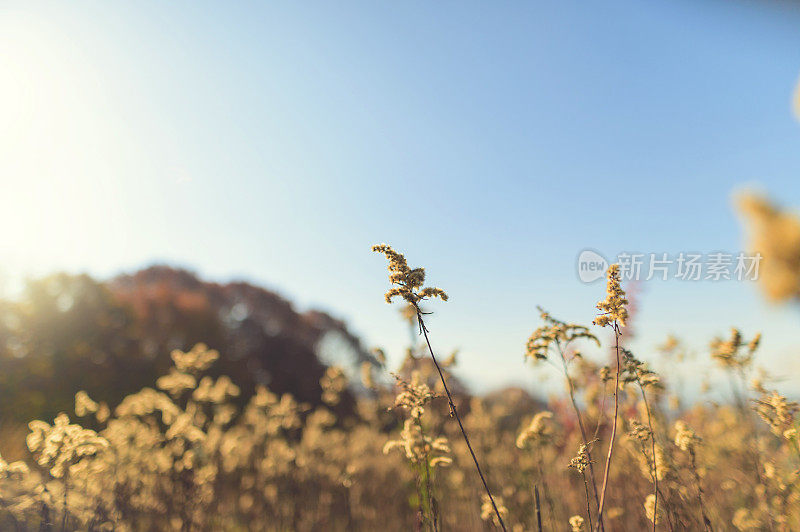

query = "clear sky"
[{"left": 2, "top": 1, "right": 800, "bottom": 396}]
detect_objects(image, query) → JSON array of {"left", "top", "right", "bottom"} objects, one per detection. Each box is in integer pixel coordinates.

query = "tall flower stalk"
[
  {"left": 525, "top": 308, "right": 603, "bottom": 530},
  {"left": 593, "top": 264, "right": 628, "bottom": 531},
  {"left": 372, "top": 244, "right": 507, "bottom": 531}
]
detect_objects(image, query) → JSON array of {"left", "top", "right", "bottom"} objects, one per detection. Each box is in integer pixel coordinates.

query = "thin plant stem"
[
  {"left": 638, "top": 383, "right": 658, "bottom": 532},
  {"left": 556, "top": 343, "right": 603, "bottom": 531},
  {"left": 690, "top": 449, "right": 713, "bottom": 532},
  {"left": 582, "top": 473, "right": 594, "bottom": 531},
  {"left": 416, "top": 309, "right": 507, "bottom": 531},
  {"left": 595, "top": 321, "right": 621, "bottom": 531},
  {"left": 534, "top": 485, "right": 543, "bottom": 532}
]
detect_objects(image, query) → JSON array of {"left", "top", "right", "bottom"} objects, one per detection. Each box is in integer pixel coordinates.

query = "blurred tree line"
[{"left": 0, "top": 266, "right": 372, "bottom": 424}]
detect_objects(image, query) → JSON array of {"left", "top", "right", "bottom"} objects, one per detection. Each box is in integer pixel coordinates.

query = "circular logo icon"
[{"left": 577, "top": 249, "right": 608, "bottom": 283}]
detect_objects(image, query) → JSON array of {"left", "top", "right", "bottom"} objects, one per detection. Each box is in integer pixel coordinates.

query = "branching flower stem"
[
  {"left": 416, "top": 308, "right": 507, "bottom": 532},
  {"left": 595, "top": 321, "right": 621, "bottom": 531},
  {"left": 555, "top": 342, "right": 603, "bottom": 532}
]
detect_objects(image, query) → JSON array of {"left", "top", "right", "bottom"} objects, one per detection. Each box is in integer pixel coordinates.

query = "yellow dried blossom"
[
  {"left": 594, "top": 264, "right": 628, "bottom": 327},
  {"left": 75, "top": 390, "right": 100, "bottom": 417},
  {"left": 569, "top": 514, "right": 585, "bottom": 531},
  {"left": 27, "top": 413, "right": 108, "bottom": 478},
  {"left": 636, "top": 442, "right": 667, "bottom": 482},
  {"left": 372, "top": 244, "right": 448, "bottom": 306},
  {"left": 674, "top": 420, "right": 701, "bottom": 452},
  {"left": 736, "top": 193, "right": 800, "bottom": 302},
  {"left": 193, "top": 375, "right": 240, "bottom": 404},
  {"left": 170, "top": 343, "right": 219, "bottom": 374},
  {"left": 754, "top": 388, "right": 798, "bottom": 437},
  {"left": 516, "top": 410, "right": 554, "bottom": 448},
  {"left": 526, "top": 307, "right": 598, "bottom": 361},
  {"left": 391, "top": 371, "right": 434, "bottom": 420},
  {"left": 567, "top": 442, "right": 593, "bottom": 473},
  {"left": 156, "top": 368, "right": 197, "bottom": 397},
  {"left": 320, "top": 366, "right": 348, "bottom": 406},
  {"left": 732, "top": 507, "right": 761, "bottom": 531},
  {"left": 383, "top": 419, "right": 450, "bottom": 468},
  {"left": 481, "top": 494, "right": 509, "bottom": 527},
  {"left": 621, "top": 349, "right": 661, "bottom": 389},
  {"left": 644, "top": 494, "right": 660, "bottom": 524},
  {"left": 710, "top": 328, "right": 760, "bottom": 370}
]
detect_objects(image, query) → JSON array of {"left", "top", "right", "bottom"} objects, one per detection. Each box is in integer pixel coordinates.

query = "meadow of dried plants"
[{"left": 0, "top": 194, "right": 799, "bottom": 531}]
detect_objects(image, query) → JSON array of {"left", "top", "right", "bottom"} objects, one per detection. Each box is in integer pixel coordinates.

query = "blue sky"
[{"left": 2, "top": 1, "right": 800, "bottom": 395}]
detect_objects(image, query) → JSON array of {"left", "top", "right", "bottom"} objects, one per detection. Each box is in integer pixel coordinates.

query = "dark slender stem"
[
  {"left": 557, "top": 344, "right": 603, "bottom": 531},
  {"left": 595, "top": 322, "right": 621, "bottom": 531},
  {"left": 582, "top": 474, "right": 594, "bottom": 531},
  {"left": 416, "top": 309, "right": 507, "bottom": 531},
  {"left": 534, "top": 485, "right": 543, "bottom": 532},
  {"left": 639, "top": 385, "right": 658, "bottom": 532},
  {"left": 690, "top": 449, "right": 713, "bottom": 532}
]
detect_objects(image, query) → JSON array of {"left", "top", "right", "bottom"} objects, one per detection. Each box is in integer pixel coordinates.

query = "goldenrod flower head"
[
  {"left": 26, "top": 413, "right": 108, "bottom": 478},
  {"left": 594, "top": 264, "right": 628, "bottom": 327},
  {"left": 674, "top": 420, "right": 701, "bottom": 452},
  {"left": 320, "top": 366, "right": 348, "bottom": 406},
  {"left": 754, "top": 388, "right": 798, "bottom": 437},
  {"left": 621, "top": 349, "right": 661, "bottom": 389},
  {"left": 569, "top": 514, "right": 585, "bottom": 531},
  {"left": 526, "top": 307, "right": 598, "bottom": 362},
  {"left": 516, "top": 410, "right": 554, "bottom": 448},
  {"left": 567, "top": 441, "right": 593, "bottom": 473},
  {"left": 732, "top": 508, "right": 761, "bottom": 531},
  {"left": 75, "top": 390, "right": 99, "bottom": 417},
  {"left": 170, "top": 343, "right": 219, "bottom": 374},
  {"left": 736, "top": 192, "right": 800, "bottom": 301},
  {"left": 157, "top": 368, "right": 197, "bottom": 397},
  {"left": 391, "top": 371, "right": 434, "bottom": 420},
  {"left": 626, "top": 419, "right": 652, "bottom": 442},
  {"left": 710, "top": 328, "right": 760, "bottom": 370},
  {"left": 383, "top": 418, "right": 450, "bottom": 468},
  {"left": 644, "top": 494, "right": 660, "bottom": 524},
  {"left": 360, "top": 361, "right": 376, "bottom": 390},
  {"left": 481, "top": 494, "right": 508, "bottom": 527},
  {"left": 372, "top": 244, "right": 448, "bottom": 306}
]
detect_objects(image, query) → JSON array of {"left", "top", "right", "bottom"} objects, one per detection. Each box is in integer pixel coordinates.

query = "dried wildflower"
[
  {"left": 372, "top": 244, "right": 448, "bottom": 305},
  {"left": 754, "top": 388, "right": 798, "bottom": 437},
  {"left": 627, "top": 419, "right": 652, "bottom": 442},
  {"left": 371, "top": 347, "right": 387, "bottom": 366},
  {"left": 635, "top": 442, "right": 667, "bottom": 482},
  {"left": 594, "top": 264, "right": 628, "bottom": 327},
  {"left": 736, "top": 193, "right": 800, "bottom": 301},
  {"left": 171, "top": 343, "right": 219, "bottom": 374},
  {"left": 193, "top": 375, "right": 240, "bottom": 403},
  {"left": 383, "top": 419, "right": 450, "bottom": 468},
  {"left": 569, "top": 514, "right": 585, "bottom": 531},
  {"left": 391, "top": 371, "right": 435, "bottom": 420},
  {"left": 674, "top": 420, "right": 701, "bottom": 452},
  {"left": 481, "top": 494, "right": 508, "bottom": 526},
  {"left": 644, "top": 494, "right": 660, "bottom": 524},
  {"left": 621, "top": 349, "right": 661, "bottom": 389},
  {"left": 360, "top": 361, "right": 376, "bottom": 390},
  {"left": 156, "top": 368, "right": 197, "bottom": 397},
  {"left": 516, "top": 411, "right": 554, "bottom": 448},
  {"left": 27, "top": 413, "right": 108, "bottom": 478},
  {"left": 567, "top": 442, "right": 593, "bottom": 473},
  {"left": 732, "top": 507, "right": 761, "bottom": 531},
  {"left": 320, "top": 366, "right": 348, "bottom": 406},
  {"left": 526, "top": 307, "right": 598, "bottom": 361},
  {"left": 75, "top": 390, "right": 99, "bottom": 417},
  {"left": 710, "top": 328, "right": 760, "bottom": 370}
]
